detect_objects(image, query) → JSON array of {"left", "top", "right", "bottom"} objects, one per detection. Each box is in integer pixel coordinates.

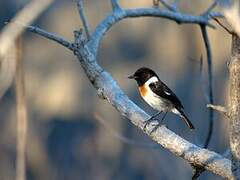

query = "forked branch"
[
  {"left": 18, "top": 1, "right": 233, "bottom": 179},
  {"left": 111, "top": 0, "right": 121, "bottom": 11}
]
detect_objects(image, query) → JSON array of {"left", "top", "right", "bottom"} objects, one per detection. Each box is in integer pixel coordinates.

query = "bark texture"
[{"left": 229, "top": 34, "right": 240, "bottom": 179}]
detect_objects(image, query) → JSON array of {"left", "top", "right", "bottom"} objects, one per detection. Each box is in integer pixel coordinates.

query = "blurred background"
[{"left": 0, "top": 0, "right": 231, "bottom": 179}]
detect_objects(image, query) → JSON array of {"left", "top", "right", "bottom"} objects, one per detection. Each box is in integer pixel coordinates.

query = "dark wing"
[{"left": 149, "top": 81, "right": 184, "bottom": 109}]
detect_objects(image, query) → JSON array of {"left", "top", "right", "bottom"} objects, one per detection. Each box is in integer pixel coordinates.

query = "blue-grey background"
[{"left": 0, "top": 0, "right": 230, "bottom": 179}]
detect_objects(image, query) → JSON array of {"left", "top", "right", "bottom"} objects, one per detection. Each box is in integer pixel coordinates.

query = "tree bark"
[{"left": 229, "top": 34, "right": 240, "bottom": 179}]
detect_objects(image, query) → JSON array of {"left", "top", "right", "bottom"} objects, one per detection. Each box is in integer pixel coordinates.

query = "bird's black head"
[{"left": 128, "top": 67, "right": 158, "bottom": 86}]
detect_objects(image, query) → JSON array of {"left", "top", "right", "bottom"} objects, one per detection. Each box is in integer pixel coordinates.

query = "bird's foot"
[
  {"left": 144, "top": 112, "right": 167, "bottom": 133},
  {"left": 144, "top": 120, "right": 168, "bottom": 134},
  {"left": 143, "top": 117, "right": 156, "bottom": 131},
  {"left": 143, "top": 118, "right": 162, "bottom": 133},
  {"left": 150, "top": 122, "right": 167, "bottom": 134},
  {"left": 150, "top": 124, "right": 161, "bottom": 134}
]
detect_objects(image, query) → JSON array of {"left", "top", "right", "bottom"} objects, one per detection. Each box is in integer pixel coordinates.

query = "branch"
[
  {"left": 88, "top": 7, "right": 222, "bottom": 56},
  {"left": 11, "top": 22, "right": 74, "bottom": 51},
  {"left": 0, "top": 0, "right": 54, "bottom": 59},
  {"left": 73, "top": 45, "right": 232, "bottom": 178},
  {"left": 213, "top": 18, "right": 235, "bottom": 35},
  {"left": 207, "top": 104, "right": 228, "bottom": 115},
  {"left": 193, "top": 106, "right": 228, "bottom": 178},
  {"left": 199, "top": 55, "right": 210, "bottom": 102},
  {"left": 192, "top": 56, "right": 213, "bottom": 180},
  {"left": 159, "top": 0, "right": 177, "bottom": 12},
  {"left": 200, "top": 25, "right": 214, "bottom": 149},
  {"left": 195, "top": 29, "right": 214, "bottom": 180},
  {"left": 193, "top": 25, "right": 215, "bottom": 180},
  {"left": 110, "top": 0, "right": 121, "bottom": 11},
  {"left": 77, "top": 0, "right": 91, "bottom": 40},
  {"left": 202, "top": 0, "right": 218, "bottom": 16}
]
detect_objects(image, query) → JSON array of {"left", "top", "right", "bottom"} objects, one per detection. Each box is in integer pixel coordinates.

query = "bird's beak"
[{"left": 128, "top": 75, "right": 136, "bottom": 79}]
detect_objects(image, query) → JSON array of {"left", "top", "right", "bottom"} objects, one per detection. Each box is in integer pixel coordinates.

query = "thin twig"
[
  {"left": 159, "top": 0, "right": 176, "bottom": 11},
  {"left": 94, "top": 113, "right": 159, "bottom": 148},
  {"left": 192, "top": 25, "right": 214, "bottom": 180},
  {"left": 172, "top": 0, "right": 179, "bottom": 11},
  {"left": 0, "top": 0, "right": 54, "bottom": 59},
  {"left": 213, "top": 18, "right": 235, "bottom": 35},
  {"left": 8, "top": 21, "right": 74, "bottom": 51},
  {"left": 202, "top": 0, "right": 218, "bottom": 16},
  {"left": 17, "top": 6, "right": 221, "bottom": 55},
  {"left": 77, "top": 0, "right": 91, "bottom": 40},
  {"left": 223, "top": 2, "right": 240, "bottom": 37},
  {"left": 111, "top": 0, "right": 120, "bottom": 11},
  {"left": 15, "top": 37, "right": 28, "bottom": 180},
  {"left": 207, "top": 104, "right": 228, "bottom": 115},
  {"left": 192, "top": 56, "right": 210, "bottom": 149},
  {"left": 200, "top": 25, "right": 214, "bottom": 149},
  {"left": 199, "top": 55, "right": 210, "bottom": 102},
  {"left": 88, "top": 7, "right": 221, "bottom": 55}
]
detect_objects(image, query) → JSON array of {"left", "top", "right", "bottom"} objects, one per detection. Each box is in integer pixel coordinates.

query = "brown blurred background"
[{"left": 0, "top": 0, "right": 231, "bottom": 179}]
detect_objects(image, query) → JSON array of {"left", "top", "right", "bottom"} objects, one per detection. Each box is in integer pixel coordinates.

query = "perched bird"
[{"left": 128, "top": 67, "right": 194, "bottom": 130}]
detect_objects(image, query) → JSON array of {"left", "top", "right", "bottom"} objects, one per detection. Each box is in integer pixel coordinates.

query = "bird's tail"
[{"left": 177, "top": 108, "right": 195, "bottom": 129}]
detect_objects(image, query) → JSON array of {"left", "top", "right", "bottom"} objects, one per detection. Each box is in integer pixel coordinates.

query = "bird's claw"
[
  {"left": 143, "top": 118, "right": 161, "bottom": 132},
  {"left": 149, "top": 123, "right": 162, "bottom": 134},
  {"left": 143, "top": 117, "right": 154, "bottom": 131}
]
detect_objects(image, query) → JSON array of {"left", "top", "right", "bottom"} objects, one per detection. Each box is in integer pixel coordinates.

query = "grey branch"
[
  {"left": 77, "top": 0, "right": 91, "bottom": 40},
  {"left": 21, "top": 2, "right": 234, "bottom": 179},
  {"left": 13, "top": 22, "right": 74, "bottom": 51},
  {"left": 89, "top": 7, "right": 221, "bottom": 56},
  {"left": 202, "top": 0, "right": 218, "bottom": 16},
  {"left": 110, "top": 0, "right": 120, "bottom": 11},
  {"left": 75, "top": 39, "right": 233, "bottom": 179}
]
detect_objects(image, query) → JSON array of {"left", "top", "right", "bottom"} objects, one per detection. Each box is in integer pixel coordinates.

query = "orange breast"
[{"left": 139, "top": 85, "right": 147, "bottom": 97}]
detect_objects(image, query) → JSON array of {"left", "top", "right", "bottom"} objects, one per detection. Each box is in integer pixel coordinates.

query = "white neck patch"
[{"left": 145, "top": 76, "right": 158, "bottom": 86}]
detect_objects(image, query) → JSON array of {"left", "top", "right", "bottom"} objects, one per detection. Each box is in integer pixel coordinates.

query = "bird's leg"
[
  {"left": 160, "top": 112, "right": 168, "bottom": 123},
  {"left": 150, "top": 112, "right": 168, "bottom": 133},
  {"left": 143, "top": 111, "right": 162, "bottom": 131}
]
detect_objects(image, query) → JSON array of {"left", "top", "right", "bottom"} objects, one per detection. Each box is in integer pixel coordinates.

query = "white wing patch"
[
  {"left": 164, "top": 90, "right": 171, "bottom": 95},
  {"left": 141, "top": 76, "right": 169, "bottom": 112},
  {"left": 145, "top": 76, "right": 158, "bottom": 86}
]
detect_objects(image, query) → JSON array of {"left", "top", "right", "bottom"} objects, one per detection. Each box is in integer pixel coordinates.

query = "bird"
[{"left": 128, "top": 67, "right": 194, "bottom": 130}]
